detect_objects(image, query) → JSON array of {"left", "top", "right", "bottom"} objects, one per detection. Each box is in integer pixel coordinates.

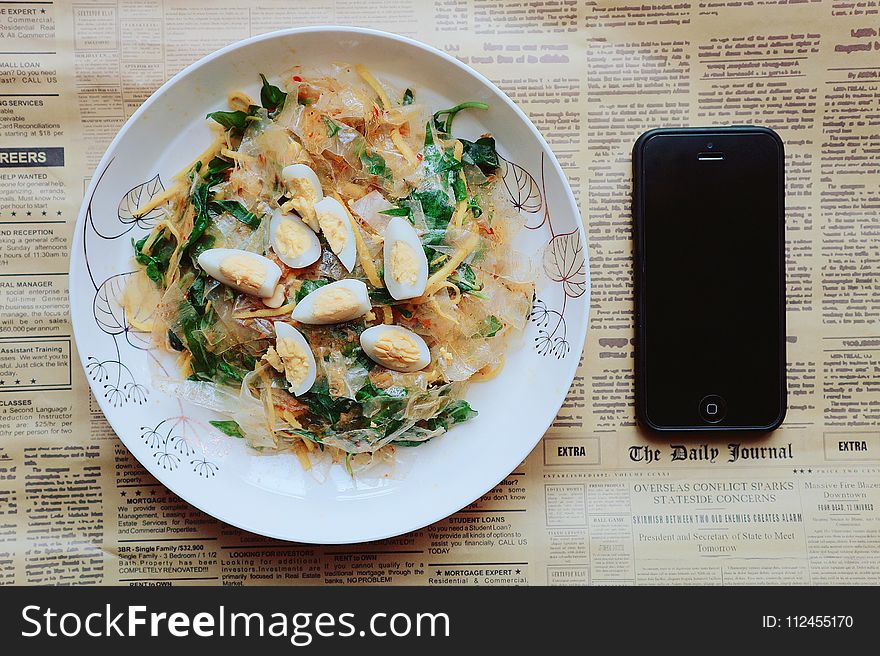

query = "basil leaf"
[
  {"left": 360, "top": 150, "right": 392, "bottom": 180},
  {"left": 467, "top": 196, "right": 483, "bottom": 218},
  {"left": 209, "top": 420, "right": 245, "bottom": 438},
  {"left": 451, "top": 170, "right": 468, "bottom": 202},
  {"left": 480, "top": 315, "right": 503, "bottom": 338},
  {"left": 411, "top": 189, "right": 454, "bottom": 229},
  {"left": 300, "top": 380, "right": 354, "bottom": 424},
  {"left": 204, "top": 156, "right": 233, "bottom": 186},
  {"left": 183, "top": 183, "right": 211, "bottom": 252},
  {"left": 259, "top": 73, "right": 287, "bottom": 112},
  {"left": 461, "top": 136, "right": 499, "bottom": 175},
  {"left": 450, "top": 262, "right": 485, "bottom": 297},
  {"left": 445, "top": 400, "right": 478, "bottom": 424},
  {"left": 189, "top": 233, "right": 215, "bottom": 263},
  {"left": 379, "top": 206, "right": 412, "bottom": 218},
  {"left": 291, "top": 429, "right": 323, "bottom": 449},
  {"left": 132, "top": 228, "right": 177, "bottom": 287},
  {"left": 208, "top": 199, "right": 261, "bottom": 229},
  {"left": 206, "top": 110, "right": 249, "bottom": 131},
  {"left": 168, "top": 329, "right": 185, "bottom": 351},
  {"left": 217, "top": 361, "right": 247, "bottom": 383},
  {"left": 323, "top": 116, "right": 340, "bottom": 137}
]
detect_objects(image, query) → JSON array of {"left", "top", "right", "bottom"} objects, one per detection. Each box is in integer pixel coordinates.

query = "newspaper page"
[{"left": 0, "top": 0, "right": 878, "bottom": 586}]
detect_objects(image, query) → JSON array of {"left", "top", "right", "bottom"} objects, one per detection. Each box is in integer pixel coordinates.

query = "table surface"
[{"left": 0, "top": 0, "right": 878, "bottom": 586}]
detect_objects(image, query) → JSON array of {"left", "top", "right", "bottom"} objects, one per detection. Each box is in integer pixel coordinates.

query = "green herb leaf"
[
  {"left": 132, "top": 228, "right": 177, "bottom": 287},
  {"left": 291, "top": 429, "right": 323, "bottom": 449},
  {"left": 360, "top": 150, "right": 392, "bottom": 180},
  {"left": 323, "top": 116, "right": 340, "bottom": 137},
  {"left": 450, "top": 262, "right": 484, "bottom": 296},
  {"left": 411, "top": 189, "right": 454, "bottom": 229},
  {"left": 445, "top": 400, "right": 479, "bottom": 424},
  {"left": 217, "top": 360, "right": 248, "bottom": 383},
  {"left": 189, "top": 233, "right": 216, "bottom": 264},
  {"left": 368, "top": 287, "right": 405, "bottom": 306},
  {"left": 208, "top": 199, "right": 261, "bottom": 229},
  {"left": 168, "top": 330, "right": 185, "bottom": 351},
  {"left": 480, "top": 315, "right": 503, "bottom": 338},
  {"left": 461, "top": 136, "right": 499, "bottom": 175},
  {"left": 301, "top": 380, "right": 354, "bottom": 424},
  {"left": 395, "top": 399, "right": 478, "bottom": 445},
  {"left": 183, "top": 183, "right": 211, "bottom": 253},
  {"left": 379, "top": 206, "right": 412, "bottom": 218},
  {"left": 206, "top": 110, "right": 249, "bottom": 131},
  {"left": 210, "top": 420, "right": 245, "bottom": 438},
  {"left": 204, "top": 156, "right": 233, "bottom": 186},
  {"left": 186, "top": 274, "right": 209, "bottom": 315},
  {"left": 422, "top": 399, "right": 478, "bottom": 432},
  {"left": 403, "top": 88, "right": 415, "bottom": 105},
  {"left": 259, "top": 73, "right": 287, "bottom": 113},
  {"left": 467, "top": 196, "right": 483, "bottom": 218},
  {"left": 451, "top": 169, "right": 468, "bottom": 202},
  {"left": 432, "top": 101, "right": 489, "bottom": 134},
  {"left": 295, "top": 279, "right": 330, "bottom": 303},
  {"left": 341, "top": 343, "right": 375, "bottom": 372}
]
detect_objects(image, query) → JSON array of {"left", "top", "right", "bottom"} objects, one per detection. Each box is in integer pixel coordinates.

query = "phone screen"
[{"left": 637, "top": 130, "right": 785, "bottom": 429}]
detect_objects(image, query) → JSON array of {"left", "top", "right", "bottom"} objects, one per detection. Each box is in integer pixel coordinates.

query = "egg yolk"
[
  {"left": 219, "top": 254, "right": 266, "bottom": 293},
  {"left": 287, "top": 177, "right": 321, "bottom": 229},
  {"left": 390, "top": 241, "right": 419, "bottom": 286},
  {"left": 317, "top": 209, "right": 349, "bottom": 256},
  {"left": 274, "top": 219, "right": 311, "bottom": 259},
  {"left": 276, "top": 337, "right": 310, "bottom": 389},
  {"left": 373, "top": 331, "right": 423, "bottom": 368},
  {"left": 287, "top": 176, "right": 320, "bottom": 204},
  {"left": 313, "top": 287, "right": 359, "bottom": 322}
]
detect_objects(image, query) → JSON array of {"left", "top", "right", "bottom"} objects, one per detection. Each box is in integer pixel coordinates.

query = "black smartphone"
[{"left": 632, "top": 127, "right": 786, "bottom": 431}]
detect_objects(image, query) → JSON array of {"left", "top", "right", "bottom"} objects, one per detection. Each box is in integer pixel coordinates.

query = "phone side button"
[{"left": 699, "top": 395, "right": 727, "bottom": 424}]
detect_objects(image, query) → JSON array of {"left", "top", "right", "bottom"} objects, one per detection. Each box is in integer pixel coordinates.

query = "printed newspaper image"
[{"left": 0, "top": 0, "right": 877, "bottom": 585}]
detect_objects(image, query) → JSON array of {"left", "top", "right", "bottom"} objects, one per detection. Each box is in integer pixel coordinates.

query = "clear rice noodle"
[{"left": 126, "top": 64, "right": 538, "bottom": 475}]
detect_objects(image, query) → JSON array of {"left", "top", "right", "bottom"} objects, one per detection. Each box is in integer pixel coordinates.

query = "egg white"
[
  {"left": 360, "top": 325, "right": 431, "bottom": 373},
  {"left": 197, "top": 248, "right": 282, "bottom": 298},
  {"left": 273, "top": 321, "right": 317, "bottom": 396},
  {"left": 291, "top": 279, "right": 371, "bottom": 325},
  {"left": 314, "top": 197, "right": 358, "bottom": 273},
  {"left": 280, "top": 164, "right": 323, "bottom": 208},
  {"left": 269, "top": 210, "right": 322, "bottom": 269},
  {"left": 383, "top": 217, "right": 428, "bottom": 300}
]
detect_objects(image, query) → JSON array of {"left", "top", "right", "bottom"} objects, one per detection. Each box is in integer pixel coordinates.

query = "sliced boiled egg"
[
  {"left": 269, "top": 210, "right": 322, "bottom": 269},
  {"left": 360, "top": 325, "right": 431, "bottom": 373},
  {"left": 270, "top": 321, "right": 316, "bottom": 396},
  {"left": 291, "top": 279, "right": 371, "bottom": 325},
  {"left": 383, "top": 217, "right": 428, "bottom": 300},
  {"left": 281, "top": 164, "right": 323, "bottom": 230},
  {"left": 314, "top": 197, "right": 358, "bottom": 273},
  {"left": 197, "top": 248, "right": 281, "bottom": 298}
]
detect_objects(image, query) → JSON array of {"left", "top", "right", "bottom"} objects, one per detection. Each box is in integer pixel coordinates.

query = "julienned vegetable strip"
[
  {"left": 390, "top": 128, "right": 418, "bottom": 166},
  {"left": 419, "top": 232, "right": 481, "bottom": 299},
  {"left": 355, "top": 64, "right": 392, "bottom": 109},
  {"left": 335, "top": 193, "right": 384, "bottom": 288}
]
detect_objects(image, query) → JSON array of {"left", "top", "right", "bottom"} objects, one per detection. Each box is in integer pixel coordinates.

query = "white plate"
[{"left": 70, "top": 27, "right": 589, "bottom": 544}]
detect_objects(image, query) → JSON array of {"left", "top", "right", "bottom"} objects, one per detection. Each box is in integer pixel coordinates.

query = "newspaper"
[{"left": 1, "top": 0, "right": 878, "bottom": 587}]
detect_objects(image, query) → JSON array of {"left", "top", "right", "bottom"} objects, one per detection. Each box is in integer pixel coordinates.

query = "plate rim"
[{"left": 69, "top": 25, "right": 590, "bottom": 544}]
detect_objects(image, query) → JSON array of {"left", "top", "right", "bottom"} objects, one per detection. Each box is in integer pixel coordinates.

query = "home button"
[{"left": 699, "top": 394, "right": 726, "bottom": 424}]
